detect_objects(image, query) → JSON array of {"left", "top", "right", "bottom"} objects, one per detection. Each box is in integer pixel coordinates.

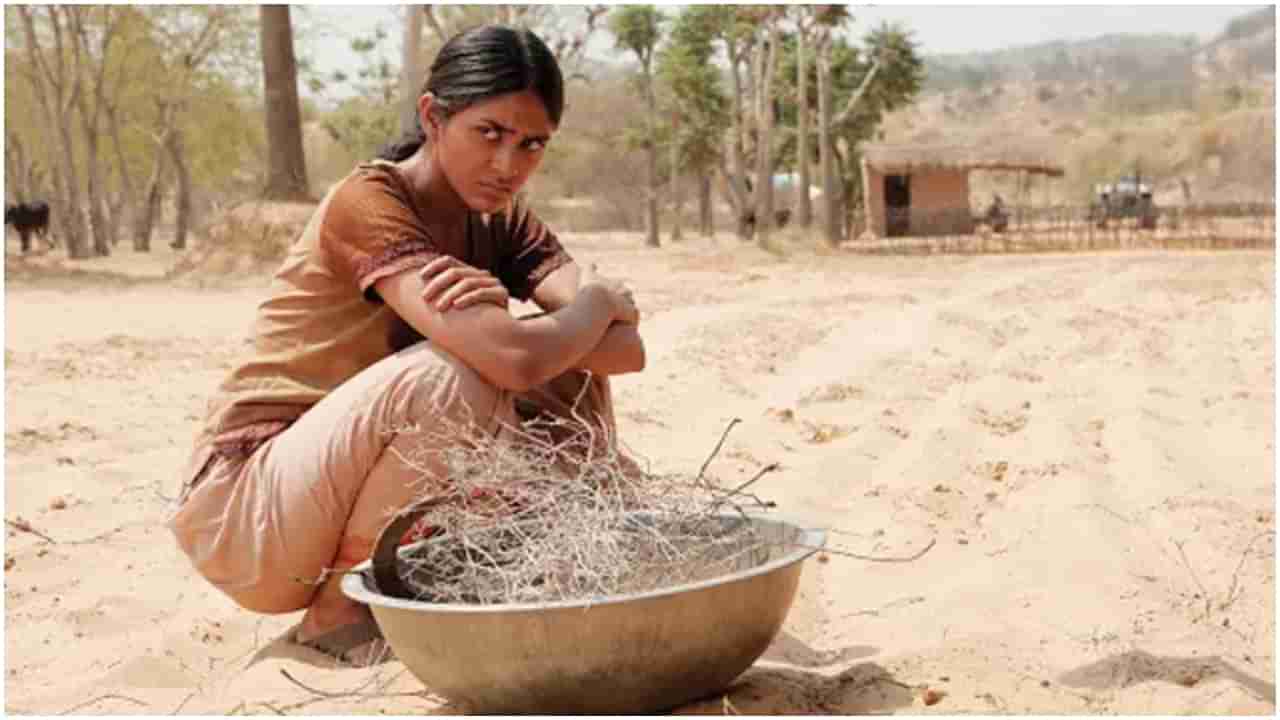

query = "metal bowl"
[{"left": 341, "top": 513, "right": 825, "bottom": 714}]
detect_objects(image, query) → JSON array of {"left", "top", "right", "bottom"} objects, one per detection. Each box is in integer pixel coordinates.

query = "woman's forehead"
[{"left": 457, "top": 90, "right": 556, "bottom": 134}]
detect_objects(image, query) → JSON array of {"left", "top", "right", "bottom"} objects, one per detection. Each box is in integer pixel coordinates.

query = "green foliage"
[
  {"left": 775, "top": 20, "right": 923, "bottom": 192},
  {"left": 608, "top": 5, "right": 663, "bottom": 64},
  {"left": 321, "top": 96, "right": 398, "bottom": 162},
  {"left": 5, "top": 5, "right": 262, "bottom": 203},
  {"left": 657, "top": 7, "right": 729, "bottom": 173},
  {"left": 307, "top": 25, "right": 400, "bottom": 163}
]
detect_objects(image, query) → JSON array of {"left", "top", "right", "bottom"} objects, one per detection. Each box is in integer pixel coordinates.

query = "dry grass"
[{"left": 167, "top": 200, "right": 317, "bottom": 283}]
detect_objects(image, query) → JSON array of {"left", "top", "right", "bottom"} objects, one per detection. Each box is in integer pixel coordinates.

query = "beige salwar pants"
[{"left": 167, "top": 341, "right": 618, "bottom": 613}]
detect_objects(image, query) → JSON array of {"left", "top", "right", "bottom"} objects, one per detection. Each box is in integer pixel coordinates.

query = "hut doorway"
[{"left": 884, "top": 174, "right": 911, "bottom": 237}]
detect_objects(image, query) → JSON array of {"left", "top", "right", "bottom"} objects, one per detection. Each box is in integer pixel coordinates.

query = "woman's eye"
[
  {"left": 480, "top": 127, "right": 500, "bottom": 141},
  {"left": 523, "top": 139, "right": 545, "bottom": 152}
]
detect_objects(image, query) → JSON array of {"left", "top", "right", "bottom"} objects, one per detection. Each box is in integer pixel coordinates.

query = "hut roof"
[{"left": 861, "top": 142, "right": 1065, "bottom": 177}]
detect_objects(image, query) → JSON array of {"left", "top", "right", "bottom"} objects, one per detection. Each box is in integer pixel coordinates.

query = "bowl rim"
[{"left": 342, "top": 512, "right": 826, "bottom": 614}]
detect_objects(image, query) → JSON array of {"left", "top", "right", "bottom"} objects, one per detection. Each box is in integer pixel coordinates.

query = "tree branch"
[
  {"left": 422, "top": 5, "right": 449, "bottom": 44},
  {"left": 829, "top": 56, "right": 882, "bottom": 129}
]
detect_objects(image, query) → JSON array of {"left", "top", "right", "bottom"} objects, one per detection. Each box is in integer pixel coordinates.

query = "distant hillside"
[
  {"left": 923, "top": 8, "right": 1274, "bottom": 93},
  {"left": 884, "top": 7, "right": 1275, "bottom": 206},
  {"left": 924, "top": 33, "right": 1199, "bottom": 93}
]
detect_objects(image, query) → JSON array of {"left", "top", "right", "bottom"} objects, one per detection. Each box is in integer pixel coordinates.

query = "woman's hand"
[
  {"left": 580, "top": 263, "right": 638, "bottom": 326},
  {"left": 419, "top": 256, "right": 510, "bottom": 312}
]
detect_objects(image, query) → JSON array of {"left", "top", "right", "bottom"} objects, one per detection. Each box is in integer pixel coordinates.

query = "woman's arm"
[
  {"left": 532, "top": 262, "right": 646, "bottom": 376},
  {"left": 375, "top": 268, "right": 624, "bottom": 393}
]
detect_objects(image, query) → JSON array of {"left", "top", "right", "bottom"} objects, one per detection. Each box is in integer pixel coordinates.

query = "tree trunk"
[
  {"left": 74, "top": 90, "right": 110, "bottom": 256},
  {"left": 728, "top": 50, "right": 751, "bottom": 239},
  {"left": 6, "top": 132, "right": 34, "bottom": 202},
  {"left": 167, "top": 128, "right": 193, "bottom": 249},
  {"left": 699, "top": 174, "right": 713, "bottom": 237},
  {"left": 106, "top": 105, "right": 136, "bottom": 247},
  {"left": 753, "top": 22, "right": 779, "bottom": 250},
  {"left": 643, "top": 60, "right": 660, "bottom": 248},
  {"left": 832, "top": 142, "right": 848, "bottom": 243},
  {"left": 55, "top": 121, "right": 90, "bottom": 258},
  {"left": 817, "top": 37, "right": 839, "bottom": 247},
  {"left": 669, "top": 121, "right": 683, "bottom": 243},
  {"left": 18, "top": 7, "right": 89, "bottom": 258},
  {"left": 84, "top": 130, "right": 110, "bottom": 256},
  {"left": 400, "top": 5, "right": 424, "bottom": 134},
  {"left": 260, "top": 5, "right": 310, "bottom": 201},
  {"left": 796, "top": 26, "right": 812, "bottom": 228},
  {"left": 134, "top": 152, "right": 165, "bottom": 252}
]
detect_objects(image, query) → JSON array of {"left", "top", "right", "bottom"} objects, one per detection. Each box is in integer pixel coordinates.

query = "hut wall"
[{"left": 909, "top": 169, "right": 974, "bottom": 236}]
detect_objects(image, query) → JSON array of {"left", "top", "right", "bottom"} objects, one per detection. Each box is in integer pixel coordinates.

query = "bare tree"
[
  {"left": 16, "top": 6, "right": 90, "bottom": 258},
  {"left": 134, "top": 6, "right": 254, "bottom": 251},
  {"left": 68, "top": 6, "right": 122, "bottom": 256},
  {"left": 260, "top": 5, "right": 311, "bottom": 201}
]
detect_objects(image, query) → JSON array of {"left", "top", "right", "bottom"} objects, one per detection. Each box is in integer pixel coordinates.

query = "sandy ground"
[{"left": 3, "top": 228, "right": 1275, "bottom": 715}]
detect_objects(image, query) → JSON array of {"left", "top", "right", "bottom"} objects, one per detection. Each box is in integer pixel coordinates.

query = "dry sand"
[{"left": 3, "top": 228, "right": 1275, "bottom": 714}]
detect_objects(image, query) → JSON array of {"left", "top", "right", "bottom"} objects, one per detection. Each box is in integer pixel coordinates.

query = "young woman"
[{"left": 168, "top": 25, "right": 645, "bottom": 661}]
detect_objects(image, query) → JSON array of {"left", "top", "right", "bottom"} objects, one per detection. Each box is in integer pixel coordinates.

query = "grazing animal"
[{"left": 5, "top": 200, "right": 51, "bottom": 253}]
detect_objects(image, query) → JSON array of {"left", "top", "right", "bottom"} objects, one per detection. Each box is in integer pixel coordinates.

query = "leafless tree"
[
  {"left": 134, "top": 6, "right": 253, "bottom": 251},
  {"left": 68, "top": 6, "right": 123, "bottom": 256},
  {"left": 16, "top": 6, "right": 90, "bottom": 258}
]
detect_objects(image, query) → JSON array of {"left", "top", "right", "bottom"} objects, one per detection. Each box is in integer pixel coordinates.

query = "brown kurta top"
[{"left": 194, "top": 160, "right": 572, "bottom": 463}]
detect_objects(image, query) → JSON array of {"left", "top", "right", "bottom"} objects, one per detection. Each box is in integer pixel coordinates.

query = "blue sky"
[{"left": 296, "top": 3, "right": 1266, "bottom": 101}]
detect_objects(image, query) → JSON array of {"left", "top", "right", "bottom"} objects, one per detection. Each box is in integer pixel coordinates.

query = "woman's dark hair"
[{"left": 378, "top": 25, "right": 564, "bottom": 162}]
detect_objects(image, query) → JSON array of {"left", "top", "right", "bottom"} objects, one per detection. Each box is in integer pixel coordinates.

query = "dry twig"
[
  {"left": 1173, "top": 539, "right": 1213, "bottom": 620},
  {"left": 1220, "top": 531, "right": 1271, "bottom": 613},
  {"left": 696, "top": 418, "right": 741, "bottom": 487},
  {"left": 6, "top": 517, "right": 57, "bottom": 544},
  {"left": 386, "top": 409, "right": 782, "bottom": 605},
  {"left": 817, "top": 538, "right": 938, "bottom": 563},
  {"left": 57, "top": 693, "right": 148, "bottom": 715}
]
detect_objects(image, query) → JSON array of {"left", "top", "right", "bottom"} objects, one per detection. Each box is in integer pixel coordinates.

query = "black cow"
[{"left": 5, "top": 201, "right": 51, "bottom": 253}]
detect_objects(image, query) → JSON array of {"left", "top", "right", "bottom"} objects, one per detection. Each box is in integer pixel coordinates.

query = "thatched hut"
[{"left": 860, "top": 143, "right": 1065, "bottom": 238}]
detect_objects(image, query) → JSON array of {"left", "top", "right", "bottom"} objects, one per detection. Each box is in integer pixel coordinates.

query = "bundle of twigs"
[{"left": 388, "top": 410, "right": 777, "bottom": 605}]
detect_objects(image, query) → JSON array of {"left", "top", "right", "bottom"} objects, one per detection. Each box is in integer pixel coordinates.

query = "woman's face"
[{"left": 425, "top": 89, "right": 555, "bottom": 214}]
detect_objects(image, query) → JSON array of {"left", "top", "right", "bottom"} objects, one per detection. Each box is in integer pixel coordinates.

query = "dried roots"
[{"left": 386, "top": 407, "right": 780, "bottom": 605}]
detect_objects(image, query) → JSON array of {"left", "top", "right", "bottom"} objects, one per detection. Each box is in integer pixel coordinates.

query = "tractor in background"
[{"left": 1090, "top": 171, "right": 1158, "bottom": 229}]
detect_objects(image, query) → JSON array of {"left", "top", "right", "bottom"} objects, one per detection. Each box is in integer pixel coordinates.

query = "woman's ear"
[{"left": 418, "top": 93, "right": 440, "bottom": 141}]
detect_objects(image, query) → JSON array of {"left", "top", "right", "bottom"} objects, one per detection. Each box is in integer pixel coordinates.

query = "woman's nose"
[{"left": 491, "top": 145, "right": 516, "bottom": 176}]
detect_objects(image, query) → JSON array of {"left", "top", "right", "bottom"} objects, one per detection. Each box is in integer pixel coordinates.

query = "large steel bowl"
[{"left": 341, "top": 513, "right": 825, "bottom": 714}]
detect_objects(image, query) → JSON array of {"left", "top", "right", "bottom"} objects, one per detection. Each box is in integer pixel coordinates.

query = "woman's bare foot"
[{"left": 295, "top": 575, "right": 370, "bottom": 644}]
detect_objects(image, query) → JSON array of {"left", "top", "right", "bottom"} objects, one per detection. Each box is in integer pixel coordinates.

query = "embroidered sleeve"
[
  {"left": 498, "top": 194, "right": 573, "bottom": 301},
  {"left": 320, "top": 168, "right": 442, "bottom": 303}
]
